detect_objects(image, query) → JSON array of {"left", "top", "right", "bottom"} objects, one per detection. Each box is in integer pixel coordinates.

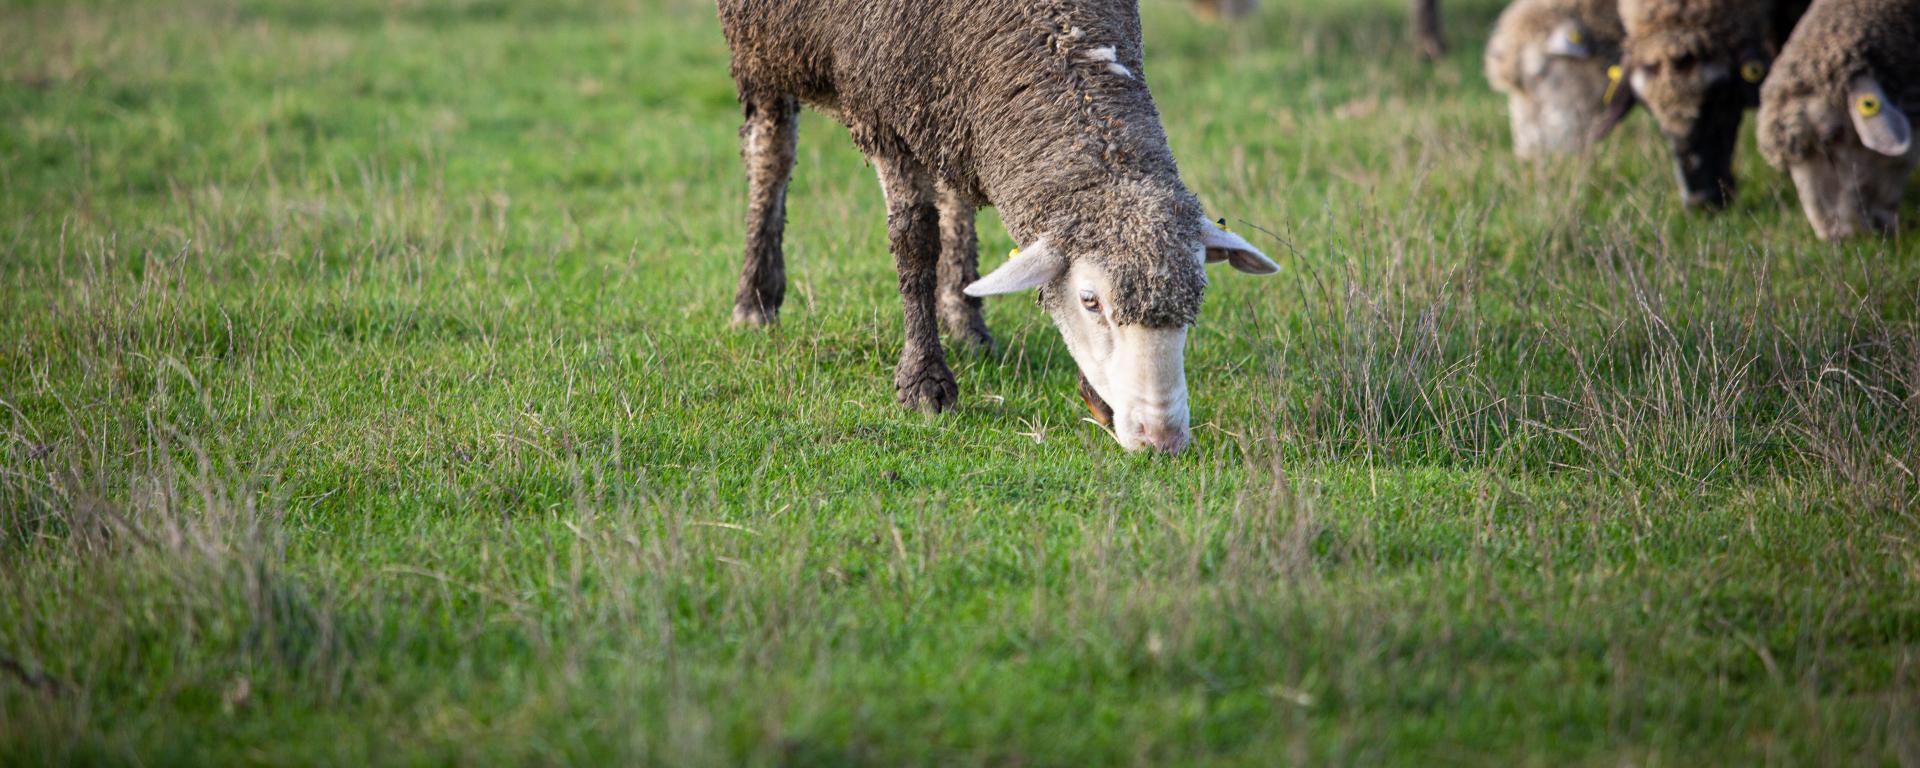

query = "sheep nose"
[
  {"left": 1683, "top": 188, "right": 1729, "bottom": 211},
  {"left": 1137, "top": 423, "right": 1190, "bottom": 455}
]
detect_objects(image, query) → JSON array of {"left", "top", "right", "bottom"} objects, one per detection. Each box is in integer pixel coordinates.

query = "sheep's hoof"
[
  {"left": 895, "top": 361, "right": 958, "bottom": 413},
  {"left": 730, "top": 304, "right": 779, "bottom": 328}
]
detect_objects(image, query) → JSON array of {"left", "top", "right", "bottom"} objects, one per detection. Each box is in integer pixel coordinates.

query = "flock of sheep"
[
  {"left": 710, "top": 0, "right": 1915, "bottom": 455},
  {"left": 1488, "top": 0, "right": 1915, "bottom": 238}
]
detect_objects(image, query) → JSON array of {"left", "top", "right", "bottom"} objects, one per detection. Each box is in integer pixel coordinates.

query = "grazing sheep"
[
  {"left": 717, "top": 0, "right": 1279, "bottom": 454},
  {"left": 1757, "top": 0, "right": 1918, "bottom": 240},
  {"left": 1187, "top": 0, "right": 1448, "bottom": 60},
  {"left": 1484, "top": 0, "right": 1626, "bottom": 156},
  {"left": 1596, "top": 0, "right": 1809, "bottom": 209}
]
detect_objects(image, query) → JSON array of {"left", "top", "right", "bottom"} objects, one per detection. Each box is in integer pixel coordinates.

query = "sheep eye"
[{"left": 1079, "top": 290, "right": 1101, "bottom": 312}]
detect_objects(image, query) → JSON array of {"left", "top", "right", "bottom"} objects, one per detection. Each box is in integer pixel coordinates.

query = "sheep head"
[
  {"left": 1600, "top": 0, "right": 1776, "bottom": 209},
  {"left": 1489, "top": 11, "right": 1620, "bottom": 157},
  {"left": 966, "top": 217, "right": 1276, "bottom": 455},
  {"left": 1761, "top": 73, "right": 1915, "bottom": 240}
]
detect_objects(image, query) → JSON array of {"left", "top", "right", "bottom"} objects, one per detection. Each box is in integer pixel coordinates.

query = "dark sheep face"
[
  {"left": 1662, "top": 77, "right": 1750, "bottom": 209},
  {"left": 1614, "top": 43, "right": 1770, "bottom": 209}
]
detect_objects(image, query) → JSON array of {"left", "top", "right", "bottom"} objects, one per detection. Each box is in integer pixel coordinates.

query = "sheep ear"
[
  {"left": 1592, "top": 63, "right": 1637, "bottom": 142},
  {"left": 1849, "top": 76, "right": 1912, "bottom": 157},
  {"left": 1544, "top": 21, "right": 1590, "bottom": 59},
  {"left": 965, "top": 237, "right": 1065, "bottom": 296},
  {"left": 1200, "top": 218, "right": 1279, "bottom": 275}
]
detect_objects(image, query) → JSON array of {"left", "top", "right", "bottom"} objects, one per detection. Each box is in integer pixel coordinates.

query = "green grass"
[{"left": 3, "top": 0, "right": 1918, "bottom": 764}]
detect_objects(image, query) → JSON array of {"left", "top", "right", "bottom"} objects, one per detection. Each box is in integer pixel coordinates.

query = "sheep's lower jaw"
[
  {"left": 1667, "top": 98, "right": 1745, "bottom": 212},
  {"left": 1787, "top": 153, "right": 1914, "bottom": 241},
  {"left": 1078, "top": 372, "right": 1114, "bottom": 427}
]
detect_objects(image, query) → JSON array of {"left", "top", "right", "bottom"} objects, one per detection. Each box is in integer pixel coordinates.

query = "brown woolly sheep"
[
  {"left": 1596, "top": 0, "right": 1809, "bottom": 209},
  {"left": 1484, "top": 0, "right": 1626, "bottom": 156},
  {"left": 717, "top": 0, "right": 1280, "bottom": 454},
  {"left": 1757, "top": 0, "right": 1919, "bottom": 240}
]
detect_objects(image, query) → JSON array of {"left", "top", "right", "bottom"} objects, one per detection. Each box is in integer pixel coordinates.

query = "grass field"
[{"left": 3, "top": 0, "right": 1919, "bottom": 763}]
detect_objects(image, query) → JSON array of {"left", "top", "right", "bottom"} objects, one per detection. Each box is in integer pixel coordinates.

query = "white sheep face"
[
  {"left": 1050, "top": 259, "right": 1195, "bottom": 454},
  {"left": 1504, "top": 22, "right": 1614, "bottom": 157},
  {"left": 965, "top": 219, "right": 1277, "bottom": 455},
  {"left": 1785, "top": 143, "right": 1915, "bottom": 241},
  {"left": 1780, "top": 79, "right": 1915, "bottom": 241}
]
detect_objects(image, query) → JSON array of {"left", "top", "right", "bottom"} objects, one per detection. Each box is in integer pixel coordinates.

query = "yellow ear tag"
[
  {"left": 1604, "top": 65, "right": 1623, "bottom": 105},
  {"left": 1858, "top": 95, "right": 1882, "bottom": 118},
  {"left": 1740, "top": 61, "right": 1765, "bottom": 84},
  {"left": 1009, "top": 247, "right": 1020, "bottom": 259}
]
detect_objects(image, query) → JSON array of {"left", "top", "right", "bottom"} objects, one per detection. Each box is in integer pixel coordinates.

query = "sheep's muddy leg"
[
  {"left": 1412, "top": 0, "right": 1445, "bottom": 59},
  {"left": 935, "top": 183, "right": 992, "bottom": 353},
  {"left": 732, "top": 92, "right": 798, "bottom": 327},
  {"left": 875, "top": 154, "right": 959, "bottom": 413}
]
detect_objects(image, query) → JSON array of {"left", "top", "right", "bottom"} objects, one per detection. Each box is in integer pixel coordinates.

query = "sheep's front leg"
[
  {"left": 1412, "top": 0, "right": 1445, "bottom": 59},
  {"left": 935, "top": 182, "right": 993, "bottom": 353},
  {"left": 875, "top": 154, "right": 958, "bottom": 413},
  {"left": 732, "top": 92, "right": 798, "bottom": 327}
]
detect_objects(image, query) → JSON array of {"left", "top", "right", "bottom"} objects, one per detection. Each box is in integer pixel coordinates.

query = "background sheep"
[
  {"left": 1596, "top": 0, "right": 1809, "bottom": 209},
  {"left": 1757, "top": 0, "right": 1919, "bottom": 240},
  {"left": 1484, "top": 0, "right": 1625, "bottom": 156},
  {"left": 718, "top": 0, "right": 1279, "bottom": 453}
]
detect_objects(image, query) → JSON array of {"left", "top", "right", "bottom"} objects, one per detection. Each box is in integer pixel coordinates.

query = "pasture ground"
[{"left": 3, "top": 0, "right": 1918, "bottom": 763}]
